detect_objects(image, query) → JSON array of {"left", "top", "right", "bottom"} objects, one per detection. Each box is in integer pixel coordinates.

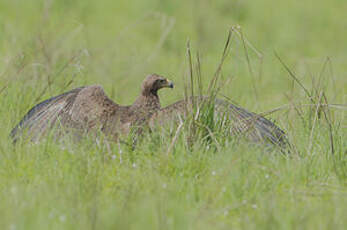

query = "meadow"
[{"left": 0, "top": 0, "right": 346, "bottom": 229}]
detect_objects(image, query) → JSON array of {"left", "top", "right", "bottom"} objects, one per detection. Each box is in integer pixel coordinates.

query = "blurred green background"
[
  {"left": 1, "top": 0, "right": 346, "bottom": 110},
  {"left": 0, "top": 0, "right": 346, "bottom": 229}
]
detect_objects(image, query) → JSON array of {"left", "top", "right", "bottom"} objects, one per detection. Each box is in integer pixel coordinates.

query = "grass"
[{"left": 0, "top": 0, "right": 346, "bottom": 229}]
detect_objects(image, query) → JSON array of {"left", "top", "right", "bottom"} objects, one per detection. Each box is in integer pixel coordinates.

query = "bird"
[
  {"left": 10, "top": 74, "right": 174, "bottom": 143},
  {"left": 149, "top": 96, "right": 289, "bottom": 150},
  {"left": 11, "top": 75, "right": 289, "bottom": 151}
]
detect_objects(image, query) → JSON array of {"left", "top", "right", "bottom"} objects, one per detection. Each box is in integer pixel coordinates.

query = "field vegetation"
[{"left": 0, "top": 0, "right": 346, "bottom": 229}]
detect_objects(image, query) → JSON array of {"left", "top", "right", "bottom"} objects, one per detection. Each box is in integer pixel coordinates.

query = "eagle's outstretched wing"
[
  {"left": 11, "top": 86, "right": 120, "bottom": 142},
  {"left": 150, "top": 97, "right": 289, "bottom": 149},
  {"left": 214, "top": 98, "right": 288, "bottom": 148}
]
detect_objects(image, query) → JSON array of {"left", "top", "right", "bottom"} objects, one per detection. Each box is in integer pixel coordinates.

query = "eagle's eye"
[{"left": 159, "top": 79, "right": 166, "bottom": 83}]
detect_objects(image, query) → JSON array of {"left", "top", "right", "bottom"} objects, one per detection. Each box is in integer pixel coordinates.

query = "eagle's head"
[{"left": 141, "top": 74, "right": 174, "bottom": 96}]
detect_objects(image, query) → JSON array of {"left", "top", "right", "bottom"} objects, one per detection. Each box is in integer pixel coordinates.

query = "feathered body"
[{"left": 11, "top": 75, "right": 288, "bottom": 150}]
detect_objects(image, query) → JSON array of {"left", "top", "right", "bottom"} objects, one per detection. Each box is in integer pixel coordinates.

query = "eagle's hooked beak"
[{"left": 166, "top": 79, "right": 174, "bottom": 89}]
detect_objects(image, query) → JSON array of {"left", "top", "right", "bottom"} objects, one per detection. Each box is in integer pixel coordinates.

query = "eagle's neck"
[{"left": 131, "top": 91, "right": 161, "bottom": 112}]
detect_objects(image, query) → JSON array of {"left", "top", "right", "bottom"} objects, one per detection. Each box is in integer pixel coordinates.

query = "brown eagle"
[
  {"left": 11, "top": 75, "right": 288, "bottom": 150},
  {"left": 10, "top": 74, "right": 174, "bottom": 143}
]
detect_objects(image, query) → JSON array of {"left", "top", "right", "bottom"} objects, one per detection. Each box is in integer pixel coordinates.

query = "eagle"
[
  {"left": 11, "top": 75, "right": 289, "bottom": 151},
  {"left": 10, "top": 74, "right": 174, "bottom": 143}
]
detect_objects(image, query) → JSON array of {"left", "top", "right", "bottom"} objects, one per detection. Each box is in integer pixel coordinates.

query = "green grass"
[{"left": 0, "top": 0, "right": 346, "bottom": 229}]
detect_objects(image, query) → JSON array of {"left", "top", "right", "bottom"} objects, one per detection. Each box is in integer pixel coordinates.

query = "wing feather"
[
  {"left": 11, "top": 85, "right": 123, "bottom": 141},
  {"left": 150, "top": 96, "right": 289, "bottom": 149},
  {"left": 10, "top": 87, "right": 84, "bottom": 142}
]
